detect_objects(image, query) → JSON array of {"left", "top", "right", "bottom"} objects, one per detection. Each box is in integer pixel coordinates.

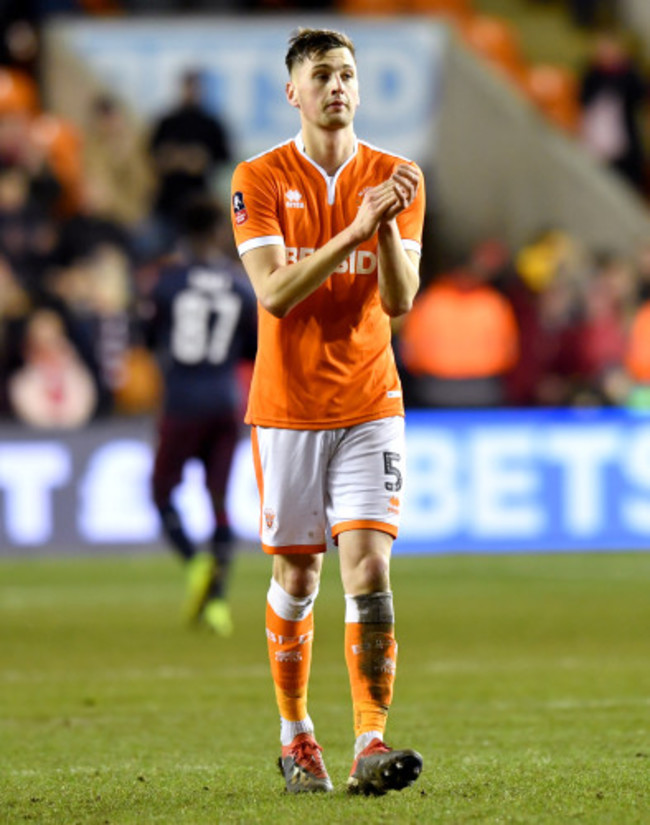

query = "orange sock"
[
  {"left": 344, "top": 593, "right": 397, "bottom": 738},
  {"left": 266, "top": 600, "right": 313, "bottom": 722}
]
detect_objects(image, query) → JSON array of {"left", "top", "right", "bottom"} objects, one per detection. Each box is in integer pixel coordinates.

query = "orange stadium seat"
[
  {"left": 30, "top": 114, "right": 84, "bottom": 213},
  {"left": 460, "top": 15, "right": 527, "bottom": 86},
  {"left": 407, "top": 0, "right": 474, "bottom": 20},
  {"left": 0, "top": 68, "right": 39, "bottom": 116},
  {"left": 340, "top": 0, "right": 472, "bottom": 15},
  {"left": 523, "top": 64, "right": 580, "bottom": 133}
]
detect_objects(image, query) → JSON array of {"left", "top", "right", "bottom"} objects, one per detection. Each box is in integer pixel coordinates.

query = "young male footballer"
[{"left": 231, "top": 27, "right": 425, "bottom": 795}]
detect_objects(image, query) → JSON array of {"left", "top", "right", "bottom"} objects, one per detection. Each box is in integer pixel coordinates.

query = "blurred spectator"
[
  {"left": 399, "top": 240, "right": 519, "bottom": 408},
  {"left": 632, "top": 239, "right": 650, "bottom": 302},
  {"left": 0, "top": 110, "right": 60, "bottom": 205},
  {"left": 46, "top": 259, "right": 132, "bottom": 408},
  {"left": 0, "top": 1, "right": 40, "bottom": 78},
  {"left": 505, "top": 264, "right": 585, "bottom": 407},
  {"left": 83, "top": 94, "right": 155, "bottom": 238},
  {"left": 0, "top": 254, "right": 30, "bottom": 415},
  {"left": 0, "top": 104, "right": 85, "bottom": 223},
  {"left": 514, "top": 227, "right": 586, "bottom": 295},
  {"left": 29, "top": 113, "right": 85, "bottom": 215},
  {"left": 47, "top": 181, "right": 138, "bottom": 413},
  {"left": 7, "top": 307, "right": 98, "bottom": 428},
  {"left": 0, "top": 164, "right": 59, "bottom": 289},
  {"left": 504, "top": 227, "right": 591, "bottom": 405},
  {"left": 565, "top": 0, "right": 618, "bottom": 29},
  {"left": 0, "top": 67, "right": 39, "bottom": 120},
  {"left": 578, "top": 32, "right": 648, "bottom": 192},
  {"left": 54, "top": 178, "right": 133, "bottom": 265},
  {"left": 573, "top": 251, "right": 636, "bottom": 405},
  {"left": 147, "top": 68, "right": 231, "bottom": 256}
]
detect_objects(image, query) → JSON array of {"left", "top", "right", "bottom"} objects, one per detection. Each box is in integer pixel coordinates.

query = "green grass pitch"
[{"left": 1, "top": 549, "right": 649, "bottom": 824}]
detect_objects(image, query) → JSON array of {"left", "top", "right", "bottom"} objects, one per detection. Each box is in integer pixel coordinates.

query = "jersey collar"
[{"left": 293, "top": 132, "right": 359, "bottom": 205}]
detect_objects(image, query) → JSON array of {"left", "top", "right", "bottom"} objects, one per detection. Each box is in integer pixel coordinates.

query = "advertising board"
[
  {"left": 2, "top": 409, "right": 650, "bottom": 555},
  {"left": 47, "top": 17, "right": 445, "bottom": 165}
]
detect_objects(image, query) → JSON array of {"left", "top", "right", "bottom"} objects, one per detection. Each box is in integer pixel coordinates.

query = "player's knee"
[
  {"left": 354, "top": 552, "right": 390, "bottom": 593},
  {"left": 273, "top": 555, "right": 321, "bottom": 597},
  {"left": 281, "top": 566, "right": 320, "bottom": 597}
]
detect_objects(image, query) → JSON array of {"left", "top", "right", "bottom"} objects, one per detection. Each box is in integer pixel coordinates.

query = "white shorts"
[{"left": 251, "top": 416, "right": 405, "bottom": 555}]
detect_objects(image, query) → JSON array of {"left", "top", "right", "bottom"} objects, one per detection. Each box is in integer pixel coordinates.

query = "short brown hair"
[{"left": 285, "top": 28, "right": 356, "bottom": 75}]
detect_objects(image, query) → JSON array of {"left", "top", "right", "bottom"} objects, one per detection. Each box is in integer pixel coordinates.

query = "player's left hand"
[{"left": 382, "top": 164, "right": 420, "bottom": 221}]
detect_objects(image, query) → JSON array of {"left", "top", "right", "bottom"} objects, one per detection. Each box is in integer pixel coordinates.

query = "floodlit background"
[
  {"left": 3, "top": 0, "right": 650, "bottom": 555},
  {"left": 1, "top": 4, "right": 650, "bottom": 824}
]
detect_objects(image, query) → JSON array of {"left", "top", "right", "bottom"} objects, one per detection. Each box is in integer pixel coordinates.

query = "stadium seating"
[
  {"left": 408, "top": 0, "right": 473, "bottom": 19},
  {"left": 338, "top": 0, "right": 582, "bottom": 136},
  {"left": 459, "top": 14, "right": 527, "bottom": 87},
  {"left": 522, "top": 63, "right": 580, "bottom": 133},
  {"left": 339, "top": 0, "right": 472, "bottom": 17}
]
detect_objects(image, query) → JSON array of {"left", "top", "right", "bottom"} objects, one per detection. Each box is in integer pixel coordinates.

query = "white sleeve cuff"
[{"left": 238, "top": 235, "right": 285, "bottom": 257}]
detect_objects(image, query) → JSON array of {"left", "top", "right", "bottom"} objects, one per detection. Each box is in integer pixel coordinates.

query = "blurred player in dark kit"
[{"left": 143, "top": 196, "right": 256, "bottom": 635}]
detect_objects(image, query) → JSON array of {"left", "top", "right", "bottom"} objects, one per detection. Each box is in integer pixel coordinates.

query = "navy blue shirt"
[{"left": 146, "top": 253, "right": 257, "bottom": 416}]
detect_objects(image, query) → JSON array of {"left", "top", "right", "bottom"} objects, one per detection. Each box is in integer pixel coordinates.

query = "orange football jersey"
[{"left": 231, "top": 134, "right": 425, "bottom": 429}]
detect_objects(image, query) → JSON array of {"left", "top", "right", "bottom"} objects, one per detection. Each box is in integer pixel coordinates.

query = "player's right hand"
[
  {"left": 382, "top": 164, "right": 420, "bottom": 222},
  {"left": 351, "top": 181, "right": 400, "bottom": 243}
]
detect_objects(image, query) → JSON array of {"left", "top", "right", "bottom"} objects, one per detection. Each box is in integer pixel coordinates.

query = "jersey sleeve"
[
  {"left": 396, "top": 163, "right": 426, "bottom": 256},
  {"left": 231, "top": 160, "right": 284, "bottom": 258}
]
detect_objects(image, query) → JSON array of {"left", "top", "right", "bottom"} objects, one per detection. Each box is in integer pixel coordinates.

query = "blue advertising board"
[
  {"left": 47, "top": 17, "right": 446, "bottom": 165},
  {"left": 1, "top": 409, "right": 650, "bottom": 555},
  {"left": 399, "top": 408, "right": 650, "bottom": 553}
]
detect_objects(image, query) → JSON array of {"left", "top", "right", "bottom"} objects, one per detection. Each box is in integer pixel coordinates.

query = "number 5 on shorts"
[{"left": 383, "top": 451, "right": 403, "bottom": 492}]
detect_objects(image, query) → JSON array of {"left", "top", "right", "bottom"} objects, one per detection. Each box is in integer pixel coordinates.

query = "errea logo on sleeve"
[{"left": 285, "top": 189, "right": 304, "bottom": 209}]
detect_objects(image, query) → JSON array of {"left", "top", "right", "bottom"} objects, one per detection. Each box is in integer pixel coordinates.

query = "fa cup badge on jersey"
[{"left": 232, "top": 191, "right": 248, "bottom": 225}]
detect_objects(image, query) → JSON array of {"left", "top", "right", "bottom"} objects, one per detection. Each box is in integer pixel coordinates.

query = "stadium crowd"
[{"left": 2, "top": 2, "right": 650, "bottom": 428}]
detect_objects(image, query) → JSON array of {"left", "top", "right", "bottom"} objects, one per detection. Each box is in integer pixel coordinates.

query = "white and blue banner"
[
  {"left": 46, "top": 16, "right": 446, "bottom": 164},
  {"left": 2, "top": 409, "right": 650, "bottom": 555},
  {"left": 400, "top": 408, "right": 650, "bottom": 554}
]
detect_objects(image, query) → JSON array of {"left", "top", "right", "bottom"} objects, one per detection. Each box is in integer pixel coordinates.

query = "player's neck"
[{"left": 301, "top": 124, "right": 355, "bottom": 177}]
